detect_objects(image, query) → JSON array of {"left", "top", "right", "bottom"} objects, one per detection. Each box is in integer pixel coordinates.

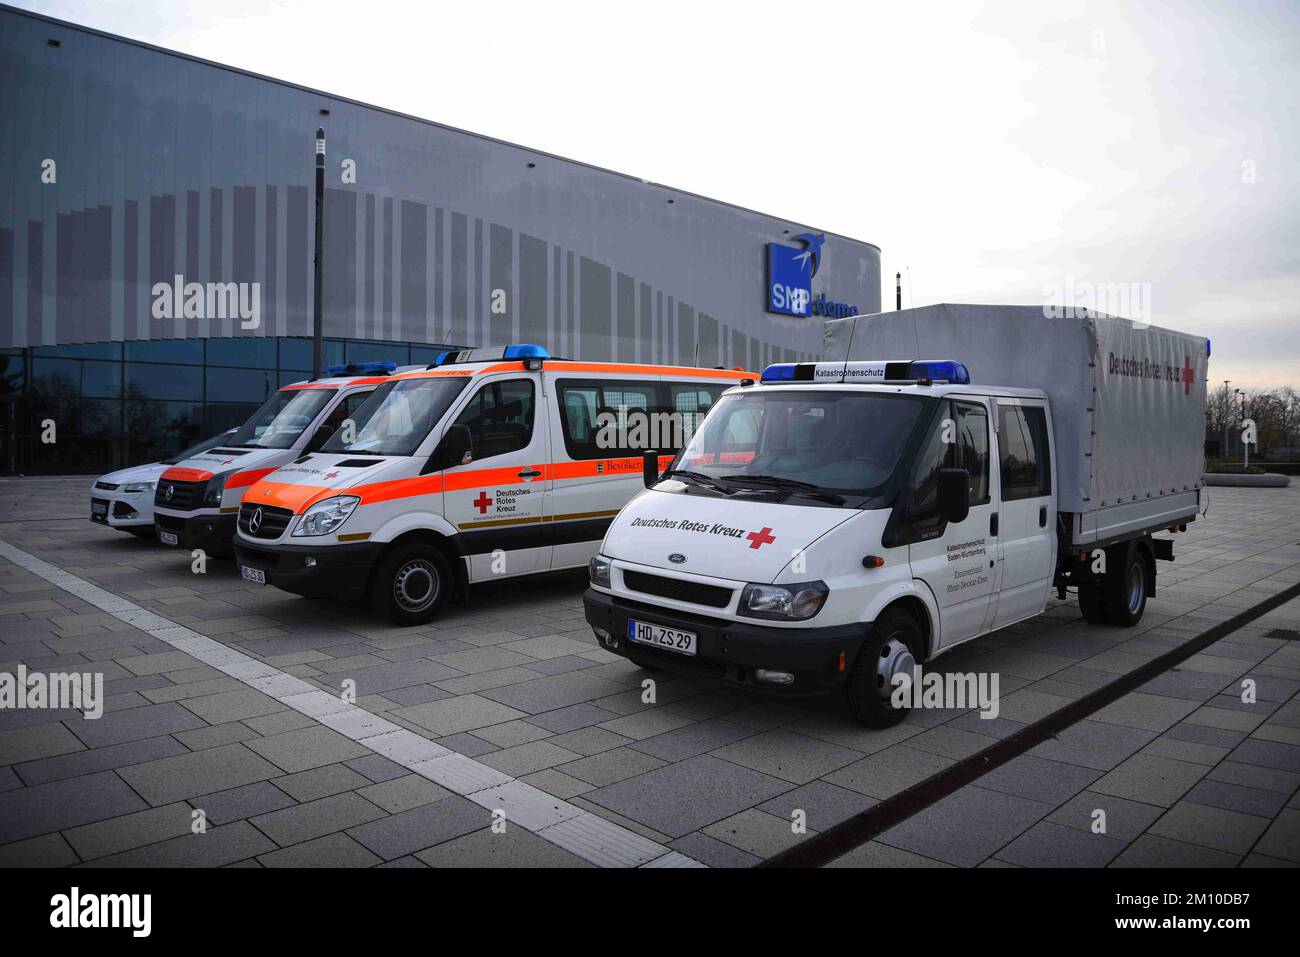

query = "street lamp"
[{"left": 312, "top": 127, "right": 326, "bottom": 379}]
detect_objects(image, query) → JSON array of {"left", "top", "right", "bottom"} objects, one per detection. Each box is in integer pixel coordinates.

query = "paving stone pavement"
[{"left": 1, "top": 476, "right": 1298, "bottom": 867}]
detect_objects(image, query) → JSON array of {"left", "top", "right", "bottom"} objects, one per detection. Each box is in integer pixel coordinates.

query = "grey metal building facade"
[{"left": 0, "top": 4, "right": 881, "bottom": 473}]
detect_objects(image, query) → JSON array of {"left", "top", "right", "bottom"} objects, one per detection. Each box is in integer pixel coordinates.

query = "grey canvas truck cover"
[{"left": 823, "top": 303, "right": 1209, "bottom": 547}]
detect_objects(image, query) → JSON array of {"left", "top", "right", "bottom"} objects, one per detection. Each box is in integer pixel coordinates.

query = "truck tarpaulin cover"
[{"left": 822, "top": 303, "right": 1208, "bottom": 516}]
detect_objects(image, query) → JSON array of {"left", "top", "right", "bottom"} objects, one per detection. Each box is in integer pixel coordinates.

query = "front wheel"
[
  {"left": 368, "top": 543, "right": 451, "bottom": 625},
  {"left": 843, "top": 608, "right": 922, "bottom": 728}
]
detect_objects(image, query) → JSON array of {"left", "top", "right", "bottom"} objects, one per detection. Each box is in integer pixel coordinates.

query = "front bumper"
[
  {"left": 233, "top": 538, "right": 384, "bottom": 602},
  {"left": 154, "top": 511, "right": 237, "bottom": 553},
  {"left": 583, "top": 588, "right": 867, "bottom": 696},
  {"left": 90, "top": 496, "right": 153, "bottom": 529}
]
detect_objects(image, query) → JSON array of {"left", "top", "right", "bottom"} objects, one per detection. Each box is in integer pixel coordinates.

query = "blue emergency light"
[
  {"left": 759, "top": 359, "right": 971, "bottom": 385},
  {"left": 434, "top": 343, "right": 551, "bottom": 367},
  {"left": 322, "top": 360, "right": 398, "bottom": 377}
]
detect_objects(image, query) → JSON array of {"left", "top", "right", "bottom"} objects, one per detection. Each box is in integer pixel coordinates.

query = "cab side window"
[
  {"left": 453, "top": 379, "right": 535, "bottom": 461},
  {"left": 912, "top": 400, "right": 990, "bottom": 515},
  {"left": 952, "top": 401, "right": 990, "bottom": 505},
  {"left": 998, "top": 404, "right": 1051, "bottom": 500},
  {"left": 668, "top": 385, "right": 722, "bottom": 450},
  {"left": 325, "top": 390, "right": 373, "bottom": 433}
]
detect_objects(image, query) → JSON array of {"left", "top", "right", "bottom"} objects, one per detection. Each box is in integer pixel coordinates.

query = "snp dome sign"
[{"left": 766, "top": 232, "right": 859, "bottom": 319}]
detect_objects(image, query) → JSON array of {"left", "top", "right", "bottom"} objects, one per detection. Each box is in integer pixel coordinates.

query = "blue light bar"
[
  {"left": 759, "top": 363, "right": 798, "bottom": 382},
  {"left": 759, "top": 359, "right": 970, "bottom": 385},
  {"left": 503, "top": 343, "right": 550, "bottom": 360},
  {"left": 908, "top": 360, "right": 970, "bottom": 385},
  {"left": 435, "top": 343, "right": 551, "bottom": 366},
  {"left": 322, "top": 360, "right": 398, "bottom": 377}
]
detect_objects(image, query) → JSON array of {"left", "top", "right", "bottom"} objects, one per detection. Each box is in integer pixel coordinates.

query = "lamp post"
[
  {"left": 312, "top": 127, "right": 326, "bottom": 379},
  {"left": 1221, "top": 380, "right": 1230, "bottom": 459}
]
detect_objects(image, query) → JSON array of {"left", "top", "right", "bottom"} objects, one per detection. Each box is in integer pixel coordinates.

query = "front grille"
[
  {"left": 94, "top": 481, "right": 119, "bottom": 491},
  {"left": 239, "top": 503, "right": 294, "bottom": 540},
  {"left": 622, "top": 570, "right": 733, "bottom": 608},
  {"left": 155, "top": 479, "right": 204, "bottom": 511}
]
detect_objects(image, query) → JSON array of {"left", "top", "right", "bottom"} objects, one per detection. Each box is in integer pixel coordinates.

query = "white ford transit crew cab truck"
[
  {"left": 585, "top": 306, "right": 1208, "bottom": 726},
  {"left": 231, "top": 344, "right": 752, "bottom": 624}
]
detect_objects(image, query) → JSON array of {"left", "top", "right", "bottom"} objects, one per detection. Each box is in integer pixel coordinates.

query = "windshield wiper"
[
  {"left": 724, "top": 474, "right": 845, "bottom": 505},
  {"left": 662, "top": 469, "right": 735, "bottom": 495}
]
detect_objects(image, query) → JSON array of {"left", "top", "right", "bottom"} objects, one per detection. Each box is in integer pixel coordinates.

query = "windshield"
[
  {"left": 674, "top": 390, "right": 929, "bottom": 503},
  {"left": 322, "top": 377, "right": 470, "bottom": 457},
  {"left": 162, "top": 430, "right": 236, "bottom": 464},
  {"left": 227, "top": 389, "right": 335, "bottom": 450}
]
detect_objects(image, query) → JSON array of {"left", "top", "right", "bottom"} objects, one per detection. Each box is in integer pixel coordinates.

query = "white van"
[
  {"left": 152, "top": 362, "right": 400, "bottom": 555},
  {"left": 585, "top": 343, "right": 1206, "bottom": 727},
  {"left": 232, "top": 344, "right": 751, "bottom": 623}
]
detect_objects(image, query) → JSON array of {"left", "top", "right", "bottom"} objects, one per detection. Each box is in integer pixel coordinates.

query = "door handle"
[
  {"left": 990, "top": 512, "right": 998, "bottom": 536},
  {"left": 518, "top": 468, "right": 542, "bottom": 479},
  {"left": 1039, "top": 506, "right": 1047, "bottom": 527}
]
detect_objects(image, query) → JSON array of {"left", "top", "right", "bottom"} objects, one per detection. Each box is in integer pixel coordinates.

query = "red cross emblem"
[
  {"left": 323, "top": 471, "right": 339, "bottom": 480},
  {"left": 1182, "top": 356, "right": 1193, "bottom": 395},
  {"left": 746, "top": 527, "right": 776, "bottom": 550},
  {"left": 473, "top": 491, "right": 492, "bottom": 515}
]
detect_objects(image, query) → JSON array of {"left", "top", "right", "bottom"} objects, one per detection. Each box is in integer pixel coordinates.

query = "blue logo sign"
[{"left": 766, "top": 233, "right": 859, "bottom": 319}]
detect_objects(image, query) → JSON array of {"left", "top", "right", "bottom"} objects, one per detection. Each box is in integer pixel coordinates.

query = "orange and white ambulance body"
[
  {"left": 152, "top": 362, "right": 404, "bottom": 555},
  {"left": 232, "top": 344, "right": 751, "bottom": 623}
]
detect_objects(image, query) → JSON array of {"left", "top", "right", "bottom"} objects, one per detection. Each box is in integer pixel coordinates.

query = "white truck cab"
[
  {"left": 151, "top": 362, "right": 400, "bottom": 555},
  {"left": 232, "top": 344, "right": 751, "bottom": 623},
  {"left": 586, "top": 347, "right": 1205, "bottom": 727}
]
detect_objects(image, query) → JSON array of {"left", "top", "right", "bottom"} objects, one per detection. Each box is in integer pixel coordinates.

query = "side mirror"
[
  {"left": 305, "top": 425, "right": 333, "bottom": 453},
  {"left": 642, "top": 449, "right": 661, "bottom": 488},
  {"left": 936, "top": 468, "right": 970, "bottom": 524},
  {"left": 440, "top": 424, "right": 474, "bottom": 470}
]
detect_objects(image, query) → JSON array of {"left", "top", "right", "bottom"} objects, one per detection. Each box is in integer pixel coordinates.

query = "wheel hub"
[
  {"left": 875, "top": 635, "right": 916, "bottom": 701},
  {"left": 1126, "top": 561, "right": 1145, "bottom": 616},
  {"left": 394, "top": 560, "right": 438, "bottom": 612}
]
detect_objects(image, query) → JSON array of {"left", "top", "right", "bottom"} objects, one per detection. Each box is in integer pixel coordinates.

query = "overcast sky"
[{"left": 18, "top": 0, "right": 1299, "bottom": 390}]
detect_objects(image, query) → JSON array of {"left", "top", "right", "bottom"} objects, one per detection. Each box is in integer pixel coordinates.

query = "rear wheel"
[
  {"left": 844, "top": 607, "right": 922, "bottom": 728},
  {"left": 368, "top": 543, "right": 451, "bottom": 625},
  {"left": 1102, "top": 545, "right": 1148, "bottom": 627},
  {"left": 1078, "top": 584, "right": 1107, "bottom": 623}
]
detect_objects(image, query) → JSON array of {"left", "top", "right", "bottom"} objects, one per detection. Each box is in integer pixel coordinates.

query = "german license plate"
[
  {"left": 628, "top": 619, "right": 697, "bottom": 656},
  {"left": 159, "top": 531, "right": 178, "bottom": 545},
  {"left": 240, "top": 565, "right": 266, "bottom": 585}
]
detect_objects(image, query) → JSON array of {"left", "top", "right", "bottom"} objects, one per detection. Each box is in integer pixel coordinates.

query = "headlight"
[
  {"left": 588, "top": 553, "right": 612, "bottom": 587},
  {"left": 123, "top": 481, "right": 156, "bottom": 493},
  {"left": 738, "top": 580, "right": 829, "bottom": 620},
  {"left": 201, "top": 472, "right": 229, "bottom": 507},
  {"left": 293, "top": 495, "right": 360, "bottom": 537}
]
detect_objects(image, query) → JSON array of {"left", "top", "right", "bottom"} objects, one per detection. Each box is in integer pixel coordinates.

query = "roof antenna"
[{"left": 839, "top": 314, "right": 860, "bottom": 383}]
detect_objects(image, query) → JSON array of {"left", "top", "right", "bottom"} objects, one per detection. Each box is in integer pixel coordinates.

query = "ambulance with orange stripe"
[
  {"left": 231, "top": 344, "right": 751, "bottom": 623},
  {"left": 153, "top": 362, "right": 401, "bottom": 555}
]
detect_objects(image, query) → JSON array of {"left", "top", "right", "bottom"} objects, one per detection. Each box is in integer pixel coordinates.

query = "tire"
[
  {"left": 843, "top": 607, "right": 923, "bottom": 728},
  {"left": 1078, "top": 584, "right": 1108, "bottom": 623},
  {"left": 368, "top": 543, "right": 451, "bottom": 626},
  {"left": 1102, "top": 544, "right": 1148, "bottom": 627}
]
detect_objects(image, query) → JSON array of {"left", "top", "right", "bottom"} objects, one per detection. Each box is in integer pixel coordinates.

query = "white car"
[{"left": 90, "top": 430, "right": 236, "bottom": 536}]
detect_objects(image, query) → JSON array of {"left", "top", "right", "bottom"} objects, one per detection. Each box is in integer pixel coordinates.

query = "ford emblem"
[{"left": 668, "top": 553, "right": 686, "bottom": 564}]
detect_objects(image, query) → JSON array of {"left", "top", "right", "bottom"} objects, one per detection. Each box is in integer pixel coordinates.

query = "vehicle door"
[
  {"left": 988, "top": 398, "right": 1056, "bottom": 629},
  {"left": 441, "top": 373, "right": 549, "bottom": 580},
  {"left": 907, "top": 397, "right": 1000, "bottom": 647}
]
